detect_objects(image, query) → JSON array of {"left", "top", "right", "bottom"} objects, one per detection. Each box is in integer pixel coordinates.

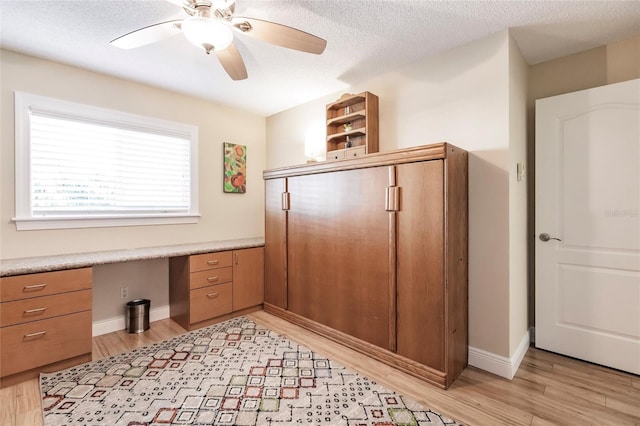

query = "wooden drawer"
[
  {"left": 327, "top": 150, "right": 345, "bottom": 161},
  {"left": 189, "top": 252, "right": 232, "bottom": 273},
  {"left": 1, "top": 289, "right": 92, "bottom": 327},
  {"left": 190, "top": 267, "right": 233, "bottom": 290},
  {"left": 345, "top": 146, "right": 366, "bottom": 159},
  {"left": 0, "top": 268, "right": 92, "bottom": 302},
  {"left": 189, "top": 283, "right": 232, "bottom": 324},
  {"left": 0, "top": 310, "right": 92, "bottom": 377}
]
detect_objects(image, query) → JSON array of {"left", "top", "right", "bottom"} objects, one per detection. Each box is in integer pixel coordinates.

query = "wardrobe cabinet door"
[
  {"left": 287, "top": 166, "right": 393, "bottom": 350},
  {"left": 264, "top": 178, "right": 288, "bottom": 309},
  {"left": 396, "top": 160, "right": 445, "bottom": 371}
]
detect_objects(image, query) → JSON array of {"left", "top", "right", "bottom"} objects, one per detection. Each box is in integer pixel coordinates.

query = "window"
[{"left": 14, "top": 92, "right": 199, "bottom": 230}]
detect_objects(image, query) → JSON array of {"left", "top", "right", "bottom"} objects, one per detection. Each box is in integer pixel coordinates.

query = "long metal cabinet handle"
[
  {"left": 24, "top": 283, "right": 47, "bottom": 290},
  {"left": 281, "top": 192, "right": 290, "bottom": 210},
  {"left": 24, "top": 331, "right": 47, "bottom": 338},
  {"left": 24, "top": 307, "right": 47, "bottom": 314},
  {"left": 385, "top": 187, "right": 400, "bottom": 211}
]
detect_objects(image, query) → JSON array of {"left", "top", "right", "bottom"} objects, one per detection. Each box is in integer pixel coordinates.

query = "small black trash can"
[{"left": 126, "top": 299, "right": 150, "bottom": 333}]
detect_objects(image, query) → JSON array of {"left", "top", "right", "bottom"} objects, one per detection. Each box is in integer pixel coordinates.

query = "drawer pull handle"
[
  {"left": 24, "top": 331, "right": 47, "bottom": 338},
  {"left": 207, "top": 276, "right": 219, "bottom": 282},
  {"left": 24, "top": 307, "right": 47, "bottom": 314},
  {"left": 23, "top": 283, "right": 47, "bottom": 291},
  {"left": 206, "top": 260, "right": 219, "bottom": 266},
  {"left": 207, "top": 292, "right": 219, "bottom": 299}
]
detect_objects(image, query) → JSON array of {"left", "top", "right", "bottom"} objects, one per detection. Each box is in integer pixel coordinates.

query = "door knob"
[{"left": 539, "top": 233, "right": 562, "bottom": 242}]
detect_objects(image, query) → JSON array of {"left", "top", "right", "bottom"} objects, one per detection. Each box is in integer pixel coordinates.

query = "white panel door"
[{"left": 535, "top": 78, "right": 640, "bottom": 374}]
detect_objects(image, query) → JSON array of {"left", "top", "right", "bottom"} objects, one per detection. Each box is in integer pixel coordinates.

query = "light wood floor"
[{"left": 2, "top": 311, "right": 639, "bottom": 425}]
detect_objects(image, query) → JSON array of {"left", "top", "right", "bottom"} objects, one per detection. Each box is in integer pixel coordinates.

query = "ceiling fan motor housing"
[{"left": 184, "top": 0, "right": 236, "bottom": 19}]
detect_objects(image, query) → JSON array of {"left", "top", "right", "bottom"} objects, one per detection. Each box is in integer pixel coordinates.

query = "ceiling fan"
[{"left": 110, "top": 0, "right": 327, "bottom": 81}]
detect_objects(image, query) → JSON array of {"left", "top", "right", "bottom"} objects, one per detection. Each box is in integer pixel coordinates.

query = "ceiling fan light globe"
[{"left": 182, "top": 16, "right": 233, "bottom": 52}]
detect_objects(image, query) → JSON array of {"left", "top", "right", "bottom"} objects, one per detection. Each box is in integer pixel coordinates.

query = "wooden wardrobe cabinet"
[{"left": 263, "top": 143, "right": 468, "bottom": 389}]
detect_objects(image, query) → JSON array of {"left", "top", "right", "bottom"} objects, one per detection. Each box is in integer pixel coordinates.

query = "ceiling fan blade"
[
  {"left": 111, "top": 20, "right": 183, "bottom": 49},
  {"left": 215, "top": 43, "right": 248, "bottom": 80},
  {"left": 231, "top": 17, "right": 326, "bottom": 54}
]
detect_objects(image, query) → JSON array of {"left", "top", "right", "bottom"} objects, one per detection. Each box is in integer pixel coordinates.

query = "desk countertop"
[{"left": 0, "top": 238, "right": 265, "bottom": 277}]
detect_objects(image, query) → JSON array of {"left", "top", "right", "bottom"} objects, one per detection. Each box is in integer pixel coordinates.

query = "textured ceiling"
[{"left": 1, "top": 0, "right": 639, "bottom": 116}]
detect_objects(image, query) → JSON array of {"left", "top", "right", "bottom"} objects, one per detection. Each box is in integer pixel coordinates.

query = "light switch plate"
[{"left": 517, "top": 162, "right": 525, "bottom": 181}]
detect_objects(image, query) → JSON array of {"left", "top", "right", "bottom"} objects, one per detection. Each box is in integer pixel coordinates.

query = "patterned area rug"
[{"left": 40, "top": 317, "right": 461, "bottom": 425}]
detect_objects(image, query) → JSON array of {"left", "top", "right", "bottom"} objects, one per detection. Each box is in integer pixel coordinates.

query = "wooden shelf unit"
[{"left": 326, "top": 91, "right": 379, "bottom": 160}]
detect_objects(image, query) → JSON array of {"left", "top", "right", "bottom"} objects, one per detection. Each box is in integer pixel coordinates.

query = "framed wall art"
[{"left": 223, "top": 142, "right": 246, "bottom": 193}]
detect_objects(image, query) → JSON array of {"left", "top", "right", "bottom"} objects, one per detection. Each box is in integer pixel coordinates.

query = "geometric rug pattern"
[{"left": 41, "top": 317, "right": 462, "bottom": 425}]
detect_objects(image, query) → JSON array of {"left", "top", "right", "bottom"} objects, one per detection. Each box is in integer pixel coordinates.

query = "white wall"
[
  {"left": 266, "top": 31, "right": 521, "bottom": 363},
  {"left": 0, "top": 50, "right": 266, "bottom": 326},
  {"left": 92, "top": 259, "right": 168, "bottom": 324},
  {"left": 508, "top": 35, "right": 530, "bottom": 358}
]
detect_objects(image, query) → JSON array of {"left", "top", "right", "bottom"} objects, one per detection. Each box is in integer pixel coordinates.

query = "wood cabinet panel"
[
  {"left": 443, "top": 145, "right": 469, "bottom": 381},
  {"left": 287, "top": 167, "right": 393, "bottom": 350},
  {"left": 189, "top": 283, "right": 232, "bottom": 324},
  {"left": 264, "top": 178, "right": 287, "bottom": 309},
  {"left": 232, "top": 247, "right": 264, "bottom": 311},
  {"left": 190, "top": 267, "right": 233, "bottom": 290},
  {"left": 0, "top": 311, "right": 92, "bottom": 377},
  {"left": 396, "top": 160, "right": 445, "bottom": 370},
  {"left": 169, "top": 256, "right": 190, "bottom": 330},
  {"left": 1, "top": 289, "right": 92, "bottom": 327},
  {"left": 0, "top": 268, "right": 92, "bottom": 302},
  {"left": 189, "top": 251, "right": 232, "bottom": 272}
]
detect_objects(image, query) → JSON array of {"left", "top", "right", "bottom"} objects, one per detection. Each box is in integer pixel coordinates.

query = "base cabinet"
[
  {"left": 232, "top": 247, "right": 265, "bottom": 311},
  {"left": 169, "top": 247, "right": 264, "bottom": 330},
  {"left": 263, "top": 143, "right": 468, "bottom": 389},
  {"left": 0, "top": 268, "right": 93, "bottom": 387}
]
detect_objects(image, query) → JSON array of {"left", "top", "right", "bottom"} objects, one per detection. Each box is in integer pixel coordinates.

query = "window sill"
[{"left": 12, "top": 214, "right": 200, "bottom": 231}]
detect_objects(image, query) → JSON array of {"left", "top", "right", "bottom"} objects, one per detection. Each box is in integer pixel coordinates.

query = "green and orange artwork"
[{"left": 223, "top": 142, "right": 246, "bottom": 193}]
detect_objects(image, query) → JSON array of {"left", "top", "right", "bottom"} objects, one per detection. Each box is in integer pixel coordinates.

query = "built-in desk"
[
  {"left": 0, "top": 238, "right": 264, "bottom": 277},
  {"left": 0, "top": 238, "right": 264, "bottom": 386}
]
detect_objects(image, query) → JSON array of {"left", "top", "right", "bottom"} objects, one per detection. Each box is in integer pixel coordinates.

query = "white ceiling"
[{"left": 1, "top": 1, "right": 639, "bottom": 116}]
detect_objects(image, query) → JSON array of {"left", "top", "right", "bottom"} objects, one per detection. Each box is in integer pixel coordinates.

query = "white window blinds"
[
  {"left": 14, "top": 92, "right": 199, "bottom": 230},
  {"left": 30, "top": 112, "right": 191, "bottom": 215}
]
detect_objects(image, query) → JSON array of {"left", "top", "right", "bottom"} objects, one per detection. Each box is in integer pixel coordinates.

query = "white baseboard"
[
  {"left": 92, "top": 305, "right": 171, "bottom": 337},
  {"left": 468, "top": 330, "right": 530, "bottom": 379}
]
